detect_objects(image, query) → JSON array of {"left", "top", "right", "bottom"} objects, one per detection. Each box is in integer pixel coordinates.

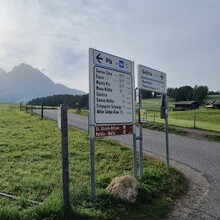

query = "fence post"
[
  {"left": 31, "top": 104, "right": 33, "bottom": 115},
  {"left": 41, "top": 105, "right": 44, "bottom": 119},
  {"left": 194, "top": 112, "right": 196, "bottom": 128},
  {"left": 60, "top": 105, "right": 70, "bottom": 211}
]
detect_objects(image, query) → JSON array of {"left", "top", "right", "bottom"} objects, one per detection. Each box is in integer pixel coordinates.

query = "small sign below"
[
  {"left": 140, "top": 109, "right": 147, "bottom": 123},
  {"left": 95, "top": 125, "right": 133, "bottom": 137}
]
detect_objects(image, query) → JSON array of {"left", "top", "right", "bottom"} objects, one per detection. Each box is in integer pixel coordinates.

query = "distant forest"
[
  {"left": 143, "top": 85, "right": 219, "bottom": 104},
  {"left": 167, "top": 85, "right": 219, "bottom": 104},
  {"left": 28, "top": 94, "right": 89, "bottom": 108},
  {"left": 28, "top": 85, "right": 219, "bottom": 108}
]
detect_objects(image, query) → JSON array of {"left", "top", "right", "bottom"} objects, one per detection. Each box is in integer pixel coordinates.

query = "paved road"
[{"left": 35, "top": 109, "right": 220, "bottom": 219}]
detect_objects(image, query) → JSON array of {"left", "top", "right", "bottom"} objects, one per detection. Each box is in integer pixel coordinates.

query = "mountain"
[
  {"left": 0, "top": 68, "right": 7, "bottom": 81},
  {"left": 0, "top": 63, "right": 85, "bottom": 103}
]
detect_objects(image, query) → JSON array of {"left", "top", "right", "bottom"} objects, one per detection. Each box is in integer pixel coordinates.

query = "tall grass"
[{"left": 0, "top": 104, "right": 187, "bottom": 219}]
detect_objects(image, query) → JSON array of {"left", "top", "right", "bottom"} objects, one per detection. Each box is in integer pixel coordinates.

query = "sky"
[{"left": 0, "top": 0, "right": 220, "bottom": 93}]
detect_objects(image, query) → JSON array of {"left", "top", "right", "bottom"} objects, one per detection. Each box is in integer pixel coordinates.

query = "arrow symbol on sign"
[
  {"left": 96, "top": 53, "right": 103, "bottom": 63},
  {"left": 160, "top": 74, "right": 163, "bottom": 80}
]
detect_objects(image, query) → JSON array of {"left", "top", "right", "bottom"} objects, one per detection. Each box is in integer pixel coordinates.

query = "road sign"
[
  {"left": 93, "top": 49, "right": 132, "bottom": 73},
  {"left": 89, "top": 49, "right": 137, "bottom": 200},
  {"left": 95, "top": 125, "right": 133, "bottom": 137},
  {"left": 138, "top": 64, "right": 167, "bottom": 94},
  {"left": 89, "top": 48, "right": 135, "bottom": 125}
]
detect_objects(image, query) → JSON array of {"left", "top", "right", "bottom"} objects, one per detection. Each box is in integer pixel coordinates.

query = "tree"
[
  {"left": 193, "top": 85, "right": 208, "bottom": 104},
  {"left": 167, "top": 85, "right": 208, "bottom": 103},
  {"left": 167, "top": 88, "right": 176, "bottom": 99},
  {"left": 175, "top": 86, "right": 193, "bottom": 101}
]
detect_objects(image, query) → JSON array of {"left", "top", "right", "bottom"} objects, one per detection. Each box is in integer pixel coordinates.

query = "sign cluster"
[
  {"left": 89, "top": 48, "right": 167, "bottom": 138},
  {"left": 88, "top": 48, "right": 169, "bottom": 200}
]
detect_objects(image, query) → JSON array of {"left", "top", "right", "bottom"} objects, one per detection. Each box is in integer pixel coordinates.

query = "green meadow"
[
  {"left": 140, "top": 96, "right": 220, "bottom": 132},
  {"left": 0, "top": 104, "right": 187, "bottom": 219}
]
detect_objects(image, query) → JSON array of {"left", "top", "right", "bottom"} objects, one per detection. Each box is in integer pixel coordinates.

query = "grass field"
[
  {"left": 0, "top": 104, "right": 187, "bottom": 219},
  {"left": 139, "top": 96, "right": 220, "bottom": 132}
]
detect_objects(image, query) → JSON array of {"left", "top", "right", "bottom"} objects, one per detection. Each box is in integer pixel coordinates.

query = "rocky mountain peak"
[{"left": 0, "top": 64, "right": 85, "bottom": 103}]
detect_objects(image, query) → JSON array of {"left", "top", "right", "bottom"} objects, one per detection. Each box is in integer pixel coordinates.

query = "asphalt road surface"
[{"left": 35, "top": 109, "right": 220, "bottom": 219}]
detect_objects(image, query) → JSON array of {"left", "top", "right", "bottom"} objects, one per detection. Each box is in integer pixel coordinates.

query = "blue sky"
[{"left": 0, "top": 0, "right": 220, "bottom": 92}]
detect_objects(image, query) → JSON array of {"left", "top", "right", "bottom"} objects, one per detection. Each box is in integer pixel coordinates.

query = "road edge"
[{"left": 145, "top": 152, "right": 209, "bottom": 220}]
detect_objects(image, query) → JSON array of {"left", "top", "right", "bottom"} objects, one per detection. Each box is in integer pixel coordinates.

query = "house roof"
[
  {"left": 214, "top": 100, "right": 220, "bottom": 105},
  {"left": 174, "top": 101, "right": 198, "bottom": 106},
  {"left": 204, "top": 100, "right": 214, "bottom": 105}
]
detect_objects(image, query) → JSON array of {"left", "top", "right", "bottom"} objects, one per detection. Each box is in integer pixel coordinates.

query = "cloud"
[{"left": 0, "top": 0, "right": 220, "bottom": 92}]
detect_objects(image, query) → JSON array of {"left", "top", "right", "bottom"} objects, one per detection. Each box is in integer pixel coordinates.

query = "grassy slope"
[{"left": 0, "top": 104, "right": 187, "bottom": 219}]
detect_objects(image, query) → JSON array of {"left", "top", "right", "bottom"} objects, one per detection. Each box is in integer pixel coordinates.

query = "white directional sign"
[
  {"left": 89, "top": 48, "right": 135, "bottom": 125},
  {"left": 93, "top": 49, "right": 132, "bottom": 73},
  {"left": 138, "top": 64, "right": 167, "bottom": 94}
]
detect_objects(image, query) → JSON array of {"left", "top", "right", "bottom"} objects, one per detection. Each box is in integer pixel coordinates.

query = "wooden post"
[
  {"left": 41, "top": 105, "right": 44, "bottom": 119},
  {"left": 60, "top": 105, "right": 70, "bottom": 211}
]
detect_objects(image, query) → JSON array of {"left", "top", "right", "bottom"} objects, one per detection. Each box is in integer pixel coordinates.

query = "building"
[
  {"left": 213, "top": 100, "right": 220, "bottom": 109},
  {"left": 204, "top": 101, "right": 214, "bottom": 109},
  {"left": 174, "top": 101, "right": 200, "bottom": 111},
  {"left": 204, "top": 100, "right": 220, "bottom": 109}
]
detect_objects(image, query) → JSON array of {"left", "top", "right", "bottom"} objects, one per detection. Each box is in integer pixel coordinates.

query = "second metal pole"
[{"left": 139, "top": 89, "right": 143, "bottom": 178}]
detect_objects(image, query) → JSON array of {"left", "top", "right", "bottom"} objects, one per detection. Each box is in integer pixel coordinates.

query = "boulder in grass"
[{"left": 106, "top": 175, "right": 139, "bottom": 203}]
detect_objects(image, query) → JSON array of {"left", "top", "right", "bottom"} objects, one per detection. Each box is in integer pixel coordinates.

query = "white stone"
[{"left": 106, "top": 175, "right": 139, "bottom": 203}]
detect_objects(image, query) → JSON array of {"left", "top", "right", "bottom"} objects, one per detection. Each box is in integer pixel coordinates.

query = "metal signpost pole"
[
  {"left": 60, "top": 104, "right": 70, "bottom": 211},
  {"left": 133, "top": 127, "right": 138, "bottom": 179},
  {"left": 164, "top": 95, "right": 170, "bottom": 167},
  {"left": 89, "top": 48, "right": 96, "bottom": 201},
  {"left": 139, "top": 89, "right": 143, "bottom": 178},
  {"left": 90, "top": 126, "right": 95, "bottom": 201},
  {"left": 132, "top": 63, "right": 137, "bottom": 179}
]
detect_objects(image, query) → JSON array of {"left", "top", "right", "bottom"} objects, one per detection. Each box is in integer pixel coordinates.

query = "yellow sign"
[{"left": 140, "top": 109, "right": 147, "bottom": 123}]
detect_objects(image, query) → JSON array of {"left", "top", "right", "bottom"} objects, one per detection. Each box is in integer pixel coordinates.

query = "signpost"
[
  {"left": 137, "top": 64, "right": 169, "bottom": 174},
  {"left": 89, "top": 48, "right": 136, "bottom": 200}
]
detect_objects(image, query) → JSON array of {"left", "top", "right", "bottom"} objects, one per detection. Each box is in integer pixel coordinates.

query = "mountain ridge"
[{"left": 0, "top": 63, "right": 85, "bottom": 103}]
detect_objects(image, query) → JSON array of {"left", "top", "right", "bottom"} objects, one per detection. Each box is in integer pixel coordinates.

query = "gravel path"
[{"left": 166, "top": 161, "right": 209, "bottom": 220}]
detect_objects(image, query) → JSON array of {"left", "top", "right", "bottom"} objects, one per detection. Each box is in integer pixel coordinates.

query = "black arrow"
[
  {"left": 96, "top": 53, "right": 103, "bottom": 63},
  {"left": 160, "top": 74, "right": 163, "bottom": 80}
]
